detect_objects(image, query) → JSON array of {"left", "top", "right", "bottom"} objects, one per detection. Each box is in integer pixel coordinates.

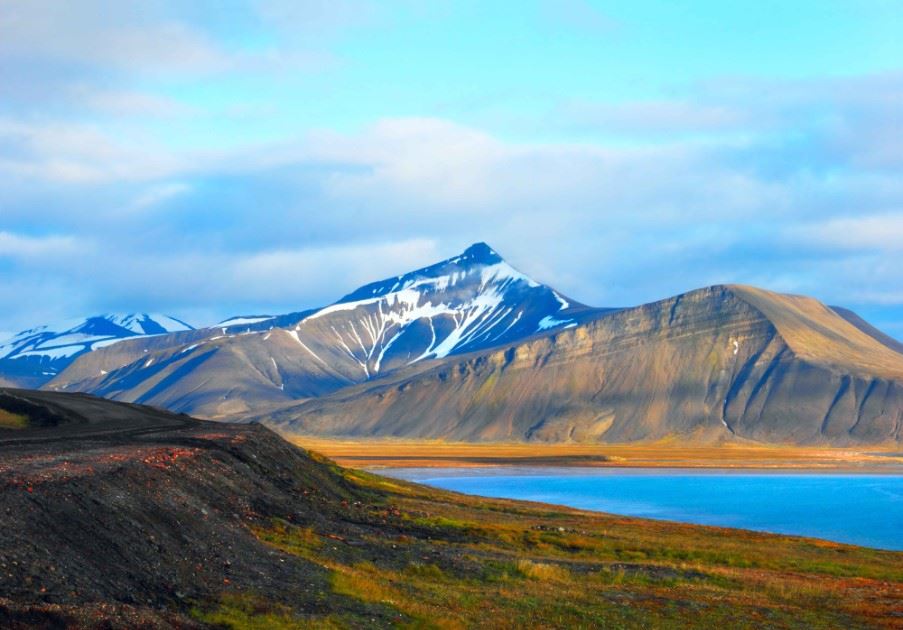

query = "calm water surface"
[{"left": 383, "top": 468, "right": 903, "bottom": 550}]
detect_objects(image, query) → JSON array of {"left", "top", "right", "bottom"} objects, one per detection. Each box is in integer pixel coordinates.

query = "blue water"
[{"left": 384, "top": 468, "right": 903, "bottom": 550}]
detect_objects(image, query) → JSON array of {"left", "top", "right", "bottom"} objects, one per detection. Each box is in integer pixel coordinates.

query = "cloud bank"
[{"left": 1, "top": 1, "right": 901, "bottom": 340}]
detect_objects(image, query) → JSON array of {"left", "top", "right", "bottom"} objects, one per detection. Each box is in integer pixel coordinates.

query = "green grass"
[
  {"left": 192, "top": 593, "right": 344, "bottom": 629},
  {"left": 192, "top": 461, "right": 903, "bottom": 629}
]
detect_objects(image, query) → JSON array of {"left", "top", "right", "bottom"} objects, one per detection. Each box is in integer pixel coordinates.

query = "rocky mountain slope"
[
  {"left": 2, "top": 390, "right": 900, "bottom": 628},
  {"left": 48, "top": 243, "right": 606, "bottom": 418},
  {"left": 831, "top": 305, "right": 903, "bottom": 355},
  {"left": 255, "top": 285, "right": 903, "bottom": 445},
  {"left": 0, "top": 314, "right": 194, "bottom": 389}
]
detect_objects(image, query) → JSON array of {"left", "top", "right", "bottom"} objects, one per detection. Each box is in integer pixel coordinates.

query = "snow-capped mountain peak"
[
  {"left": 294, "top": 243, "right": 587, "bottom": 377},
  {"left": 335, "top": 242, "right": 534, "bottom": 304},
  {"left": 27, "top": 243, "right": 611, "bottom": 418},
  {"left": 0, "top": 313, "right": 194, "bottom": 386},
  {"left": 102, "top": 313, "right": 193, "bottom": 336}
]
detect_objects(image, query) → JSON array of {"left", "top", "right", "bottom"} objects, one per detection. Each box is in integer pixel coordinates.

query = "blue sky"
[{"left": 1, "top": 0, "right": 902, "bottom": 339}]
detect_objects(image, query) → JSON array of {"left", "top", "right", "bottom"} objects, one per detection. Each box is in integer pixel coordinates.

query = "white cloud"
[
  {"left": 130, "top": 182, "right": 192, "bottom": 211},
  {"left": 304, "top": 116, "right": 789, "bottom": 227},
  {"left": 0, "top": 118, "right": 184, "bottom": 183},
  {"left": 230, "top": 238, "right": 441, "bottom": 300},
  {"left": 253, "top": 0, "right": 375, "bottom": 36},
  {"left": 798, "top": 213, "right": 903, "bottom": 252},
  {"left": 0, "top": 1, "right": 230, "bottom": 75},
  {"left": 70, "top": 87, "right": 196, "bottom": 118},
  {"left": 557, "top": 100, "right": 750, "bottom": 136},
  {"left": 0, "top": 231, "right": 81, "bottom": 258},
  {"left": 309, "top": 118, "right": 514, "bottom": 207},
  {"left": 1, "top": 67, "right": 903, "bottom": 337}
]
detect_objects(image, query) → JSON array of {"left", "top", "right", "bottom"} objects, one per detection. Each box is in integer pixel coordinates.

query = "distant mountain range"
[
  {"left": 3, "top": 242, "right": 902, "bottom": 445},
  {"left": 0, "top": 314, "right": 193, "bottom": 388},
  {"left": 39, "top": 243, "right": 607, "bottom": 417}
]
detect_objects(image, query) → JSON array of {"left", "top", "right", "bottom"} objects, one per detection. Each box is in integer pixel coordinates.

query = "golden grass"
[
  {"left": 287, "top": 436, "right": 903, "bottom": 471},
  {"left": 0, "top": 409, "right": 28, "bottom": 430},
  {"left": 515, "top": 559, "right": 571, "bottom": 582},
  {"left": 331, "top": 563, "right": 399, "bottom": 606}
]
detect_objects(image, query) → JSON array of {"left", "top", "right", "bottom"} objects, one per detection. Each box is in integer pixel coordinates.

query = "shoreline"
[
  {"left": 378, "top": 465, "right": 903, "bottom": 552},
  {"left": 286, "top": 436, "right": 903, "bottom": 473}
]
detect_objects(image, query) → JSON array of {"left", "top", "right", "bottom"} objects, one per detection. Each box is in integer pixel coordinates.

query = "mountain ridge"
[
  {"left": 46, "top": 243, "right": 612, "bottom": 417},
  {"left": 0, "top": 313, "right": 194, "bottom": 389},
  {"left": 3, "top": 243, "right": 899, "bottom": 446},
  {"left": 253, "top": 283, "right": 903, "bottom": 445}
]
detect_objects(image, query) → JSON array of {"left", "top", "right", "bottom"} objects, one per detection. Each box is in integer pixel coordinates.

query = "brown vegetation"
[{"left": 288, "top": 436, "right": 903, "bottom": 471}]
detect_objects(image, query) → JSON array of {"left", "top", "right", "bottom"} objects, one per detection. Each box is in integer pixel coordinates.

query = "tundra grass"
[
  {"left": 287, "top": 436, "right": 903, "bottom": 471},
  {"left": 198, "top": 463, "right": 903, "bottom": 629},
  {"left": 0, "top": 409, "right": 28, "bottom": 429}
]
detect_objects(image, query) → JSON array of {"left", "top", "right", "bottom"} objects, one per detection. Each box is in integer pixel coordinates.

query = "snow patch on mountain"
[
  {"left": 0, "top": 313, "right": 195, "bottom": 378},
  {"left": 537, "top": 315, "right": 575, "bottom": 331},
  {"left": 219, "top": 316, "right": 275, "bottom": 327},
  {"left": 105, "top": 313, "right": 193, "bottom": 335},
  {"left": 16, "top": 345, "right": 85, "bottom": 360},
  {"left": 298, "top": 243, "right": 587, "bottom": 376}
]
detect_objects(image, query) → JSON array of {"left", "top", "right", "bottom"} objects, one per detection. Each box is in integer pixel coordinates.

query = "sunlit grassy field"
[
  {"left": 195, "top": 456, "right": 903, "bottom": 629},
  {"left": 288, "top": 436, "right": 903, "bottom": 471}
]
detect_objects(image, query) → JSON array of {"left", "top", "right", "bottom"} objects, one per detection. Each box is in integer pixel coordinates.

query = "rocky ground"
[
  {"left": 0, "top": 389, "right": 383, "bottom": 627},
  {"left": 1, "top": 389, "right": 901, "bottom": 629}
]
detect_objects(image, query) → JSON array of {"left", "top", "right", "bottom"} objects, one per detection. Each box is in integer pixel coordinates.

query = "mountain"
[
  {"left": 830, "top": 305, "right": 903, "bottom": 355},
  {"left": 36, "top": 244, "right": 903, "bottom": 445},
  {"left": 47, "top": 243, "right": 609, "bottom": 417},
  {"left": 253, "top": 285, "right": 903, "bottom": 445},
  {"left": 0, "top": 314, "right": 194, "bottom": 389}
]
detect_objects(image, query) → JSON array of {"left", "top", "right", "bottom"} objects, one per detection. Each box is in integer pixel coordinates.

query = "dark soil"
[{"left": 0, "top": 389, "right": 389, "bottom": 627}]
